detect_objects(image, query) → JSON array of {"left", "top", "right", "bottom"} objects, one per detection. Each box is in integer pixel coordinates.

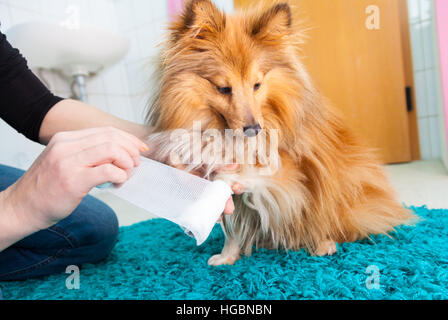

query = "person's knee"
[
  {"left": 89, "top": 206, "right": 119, "bottom": 262},
  {"left": 65, "top": 195, "right": 119, "bottom": 262},
  {"left": 85, "top": 198, "right": 119, "bottom": 261},
  {"left": 0, "top": 164, "right": 25, "bottom": 191}
]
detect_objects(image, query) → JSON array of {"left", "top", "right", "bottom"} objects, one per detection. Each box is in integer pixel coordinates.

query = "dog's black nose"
[{"left": 243, "top": 124, "right": 262, "bottom": 137}]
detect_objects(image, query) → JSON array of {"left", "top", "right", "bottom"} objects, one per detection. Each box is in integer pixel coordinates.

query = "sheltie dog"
[{"left": 145, "top": 0, "right": 417, "bottom": 265}]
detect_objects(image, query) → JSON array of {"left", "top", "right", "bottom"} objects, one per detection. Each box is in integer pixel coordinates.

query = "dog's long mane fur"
[{"left": 146, "top": 0, "right": 417, "bottom": 256}]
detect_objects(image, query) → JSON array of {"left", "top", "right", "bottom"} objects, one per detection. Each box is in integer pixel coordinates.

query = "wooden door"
[{"left": 235, "top": 0, "right": 418, "bottom": 163}]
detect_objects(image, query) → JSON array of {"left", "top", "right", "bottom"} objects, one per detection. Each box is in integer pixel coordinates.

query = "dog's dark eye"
[
  {"left": 254, "top": 83, "right": 261, "bottom": 91},
  {"left": 217, "top": 86, "right": 232, "bottom": 95}
]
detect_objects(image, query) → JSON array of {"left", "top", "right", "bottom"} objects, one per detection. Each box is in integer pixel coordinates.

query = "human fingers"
[
  {"left": 85, "top": 163, "right": 130, "bottom": 188},
  {"left": 231, "top": 183, "right": 245, "bottom": 195},
  {"left": 65, "top": 130, "right": 146, "bottom": 166},
  {"left": 74, "top": 142, "right": 136, "bottom": 171}
]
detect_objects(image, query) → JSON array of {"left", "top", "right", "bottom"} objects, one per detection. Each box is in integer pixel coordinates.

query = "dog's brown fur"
[{"left": 147, "top": 0, "right": 417, "bottom": 265}]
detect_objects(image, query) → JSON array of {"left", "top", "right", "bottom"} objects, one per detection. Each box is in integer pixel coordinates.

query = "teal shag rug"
[{"left": 1, "top": 206, "right": 447, "bottom": 300}]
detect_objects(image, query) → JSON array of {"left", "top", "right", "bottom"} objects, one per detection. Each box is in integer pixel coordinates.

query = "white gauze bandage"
[{"left": 103, "top": 157, "right": 233, "bottom": 245}]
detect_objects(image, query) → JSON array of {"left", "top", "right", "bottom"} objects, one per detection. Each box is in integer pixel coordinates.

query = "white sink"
[{"left": 6, "top": 22, "right": 129, "bottom": 76}]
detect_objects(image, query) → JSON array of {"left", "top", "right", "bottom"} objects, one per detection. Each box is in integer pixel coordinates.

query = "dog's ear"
[
  {"left": 250, "top": 3, "right": 292, "bottom": 42},
  {"left": 171, "top": 0, "right": 226, "bottom": 40}
]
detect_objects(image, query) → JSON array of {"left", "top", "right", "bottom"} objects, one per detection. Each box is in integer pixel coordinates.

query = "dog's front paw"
[
  {"left": 315, "top": 240, "right": 337, "bottom": 256},
  {"left": 207, "top": 254, "right": 240, "bottom": 266}
]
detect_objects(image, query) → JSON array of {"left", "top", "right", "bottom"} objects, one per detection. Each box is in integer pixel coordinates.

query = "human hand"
[{"left": 3, "top": 127, "right": 149, "bottom": 231}]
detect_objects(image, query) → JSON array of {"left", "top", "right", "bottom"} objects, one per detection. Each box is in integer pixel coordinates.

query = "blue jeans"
[{"left": 0, "top": 164, "right": 119, "bottom": 281}]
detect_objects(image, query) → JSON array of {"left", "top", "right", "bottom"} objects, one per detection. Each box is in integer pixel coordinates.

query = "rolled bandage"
[{"left": 103, "top": 157, "right": 233, "bottom": 245}]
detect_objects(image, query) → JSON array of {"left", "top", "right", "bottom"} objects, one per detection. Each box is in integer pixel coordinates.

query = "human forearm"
[
  {"left": 0, "top": 186, "right": 41, "bottom": 252},
  {"left": 38, "top": 99, "right": 153, "bottom": 144},
  {"left": 0, "top": 127, "right": 148, "bottom": 252}
]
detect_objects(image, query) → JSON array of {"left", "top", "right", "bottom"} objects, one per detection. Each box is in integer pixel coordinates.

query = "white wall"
[
  {"left": 408, "top": 0, "right": 446, "bottom": 161},
  {"left": 0, "top": 0, "right": 128, "bottom": 169}
]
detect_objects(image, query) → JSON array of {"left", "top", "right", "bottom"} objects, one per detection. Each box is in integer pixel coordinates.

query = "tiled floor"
[
  {"left": 92, "top": 160, "right": 448, "bottom": 227},
  {"left": 384, "top": 160, "right": 448, "bottom": 210},
  {"left": 92, "top": 191, "right": 157, "bottom": 227}
]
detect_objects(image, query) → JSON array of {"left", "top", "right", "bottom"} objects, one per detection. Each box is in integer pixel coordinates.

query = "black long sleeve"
[{"left": 0, "top": 30, "right": 63, "bottom": 143}]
